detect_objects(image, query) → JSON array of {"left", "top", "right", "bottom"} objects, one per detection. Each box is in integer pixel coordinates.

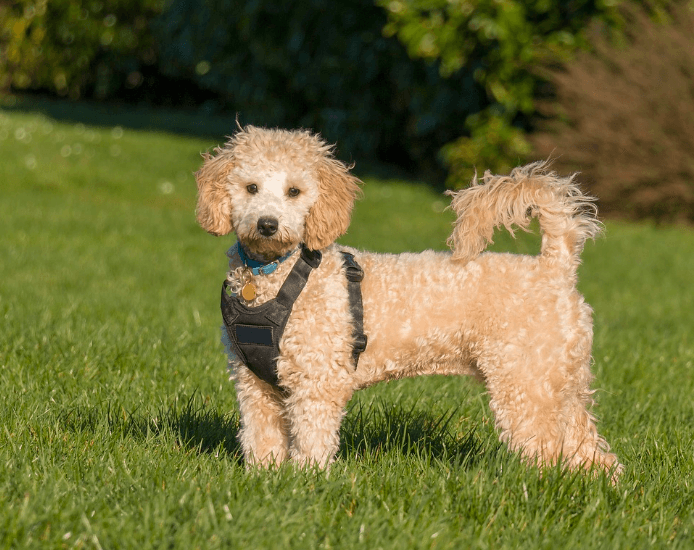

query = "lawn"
[{"left": 1, "top": 99, "right": 693, "bottom": 549}]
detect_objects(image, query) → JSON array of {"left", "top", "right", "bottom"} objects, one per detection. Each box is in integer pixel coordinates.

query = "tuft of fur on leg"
[{"left": 447, "top": 161, "right": 602, "bottom": 272}]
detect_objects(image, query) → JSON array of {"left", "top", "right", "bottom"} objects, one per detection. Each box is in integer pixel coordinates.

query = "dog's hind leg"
[
  {"left": 478, "top": 341, "right": 620, "bottom": 476},
  {"left": 232, "top": 365, "right": 290, "bottom": 467}
]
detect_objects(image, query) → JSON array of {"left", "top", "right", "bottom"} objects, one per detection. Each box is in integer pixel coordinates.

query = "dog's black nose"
[{"left": 257, "top": 216, "right": 279, "bottom": 237}]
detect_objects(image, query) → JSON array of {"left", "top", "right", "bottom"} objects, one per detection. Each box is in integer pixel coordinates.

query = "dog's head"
[{"left": 195, "top": 125, "right": 362, "bottom": 261}]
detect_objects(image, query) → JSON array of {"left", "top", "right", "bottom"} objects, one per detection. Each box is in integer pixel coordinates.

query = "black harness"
[{"left": 220, "top": 245, "right": 367, "bottom": 387}]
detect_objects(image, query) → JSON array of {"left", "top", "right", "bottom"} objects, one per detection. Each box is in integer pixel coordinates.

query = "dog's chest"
[{"left": 223, "top": 249, "right": 359, "bottom": 384}]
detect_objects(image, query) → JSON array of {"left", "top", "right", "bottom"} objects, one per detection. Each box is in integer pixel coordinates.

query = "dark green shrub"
[
  {"left": 152, "top": 0, "right": 622, "bottom": 176},
  {"left": 152, "top": 0, "right": 488, "bottom": 171},
  {"left": 530, "top": 2, "right": 694, "bottom": 223},
  {"left": 0, "top": 0, "right": 629, "bottom": 185},
  {"left": 378, "top": 0, "right": 622, "bottom": 184},
  {"left": 0, "top": 0, "right": 163, "bottom": 100}
]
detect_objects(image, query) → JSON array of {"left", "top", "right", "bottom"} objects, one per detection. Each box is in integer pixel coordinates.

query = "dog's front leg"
[
  {"left": 231, "top": 364, "right": 290, "bottom": 467},
  {"left": 283, "top": 367, "right": 354, "bottom": 467}
]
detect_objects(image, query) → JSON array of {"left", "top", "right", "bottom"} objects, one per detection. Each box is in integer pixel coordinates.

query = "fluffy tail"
[{"left": 447, "top": 161, "right": 602, "bottom": 272}]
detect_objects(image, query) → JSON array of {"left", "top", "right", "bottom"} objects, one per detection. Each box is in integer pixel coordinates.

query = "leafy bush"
[
  {"left": 0, "top": 0, "right": 163, "bottom": 100},
  {"left": 378, "top": 0, "right": 622, "bottom": 184},
  {"left": 530, "top": 2, "right": 694, "bottom": 223},
  {"left": 0, "top": 0, "right": 637, "bottom": 188},
  {"left": 151, "top": 0, "right": 487, "bottom": 170},
  {"left": 152, "top": 0, "right": 620, "bottom": 175}
]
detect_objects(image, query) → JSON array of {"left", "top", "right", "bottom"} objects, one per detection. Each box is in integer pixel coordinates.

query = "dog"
[{"left": 195, "top": 125, "right": 620, "bottom": 476}]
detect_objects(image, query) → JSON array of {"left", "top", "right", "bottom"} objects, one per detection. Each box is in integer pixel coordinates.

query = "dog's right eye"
[{"left": 246, "top": 184, "right": 258, "bottom": 194}]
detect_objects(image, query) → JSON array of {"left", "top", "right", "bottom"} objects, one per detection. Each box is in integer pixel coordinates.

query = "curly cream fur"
[
  {"left": 196, "top": 126, "right": 621, "bottom": 477},
  {"left": 447, "top": 162, "right": 602, "bottom": 274}
]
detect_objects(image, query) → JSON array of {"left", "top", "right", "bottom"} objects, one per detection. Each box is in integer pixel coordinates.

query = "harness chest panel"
[{"left": 220, "top": 247, "right": 366, "bottom": 387}]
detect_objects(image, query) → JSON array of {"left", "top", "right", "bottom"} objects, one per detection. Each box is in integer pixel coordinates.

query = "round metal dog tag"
[{"left": 241, "top": 282, "right": 257, "bottom": 301}]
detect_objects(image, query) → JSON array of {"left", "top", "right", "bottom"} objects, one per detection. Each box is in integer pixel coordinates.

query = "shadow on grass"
[
  {"left": 2, "top": 94, "right": 239, "bottom": 142},
  {"left": 60, "top": 394, "right": 245, "bottom": 465},
  {"left": 339, "top": 397, "right": 487, "bottom": 468},
  {"left": 59, "top": 393, "right": 489, "bottom": 469}
]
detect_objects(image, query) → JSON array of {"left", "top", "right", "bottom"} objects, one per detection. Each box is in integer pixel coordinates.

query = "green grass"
[{"left": 1, "top": 102, "right": 693, "bottom": 549}]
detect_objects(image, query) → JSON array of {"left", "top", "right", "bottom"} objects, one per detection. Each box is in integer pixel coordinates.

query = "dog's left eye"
[
  {"left": 287, "top": 187, "right": 301, "bottom": 198},
  {"left": 246, "top": 184, "right": 258, "bottom": 194}
]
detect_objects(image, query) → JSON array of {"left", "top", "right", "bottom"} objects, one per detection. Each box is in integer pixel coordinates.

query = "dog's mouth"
[
  {"left": 240, "top": 232, "right": 300, "bottom": 263},
  {"left": 242, "top": 238, "right": 298, "bottom": 262},
  {"left": 234, "top": 214, "right": 302, "bottom": 262}
]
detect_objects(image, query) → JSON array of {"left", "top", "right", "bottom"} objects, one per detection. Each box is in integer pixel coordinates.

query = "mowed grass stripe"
[{"left": 1, "top": 105, "right": 693, "bottom": 548}]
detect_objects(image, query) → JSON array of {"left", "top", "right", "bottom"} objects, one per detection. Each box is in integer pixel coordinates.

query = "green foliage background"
[
  {"left": 0, "top": 0, "right": 163, "bottom": 100},
  {"left": 1, "top": 0, "right": 692, "bottom": 218},
  {"left": 0, "top": 0, "right": 619, "bottom": 177},
  {"left": 151, "top": 0, "right": 488, "bottom": 171},
  {"left": 378, "top": 0, "right": 621, "bottom": 182}
]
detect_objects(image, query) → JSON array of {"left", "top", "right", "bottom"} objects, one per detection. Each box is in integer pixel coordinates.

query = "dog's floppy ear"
[
  {"left": 303, "top": 155, "right": 362, "bottom": 250},
  {"left": 195, "top": 146, "right": 234, "bottom": 236}
]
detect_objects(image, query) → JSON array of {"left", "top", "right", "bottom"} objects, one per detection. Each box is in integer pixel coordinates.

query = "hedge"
[
  {"left": 1, "top": 0, "right": 619, "bottom": 179},
  {"left": 151, "top": 0, "right": 489, "bottom": 172},
  {"left": 0, "top": 0, "right": 163, "bottom": 100}
]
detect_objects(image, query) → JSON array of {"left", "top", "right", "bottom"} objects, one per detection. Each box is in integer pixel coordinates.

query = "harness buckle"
[
  {"left": 300, "top": 245, "right": 322, "bottom": 269},
  {"left": 352, "top": 333, "right": 368, "bottom": 353},
  {"left": 342, "top": 253, "right": 364, "bottom": 282},
  {"left": 345, "top": 265, "right": 364, "bottom": 283}
]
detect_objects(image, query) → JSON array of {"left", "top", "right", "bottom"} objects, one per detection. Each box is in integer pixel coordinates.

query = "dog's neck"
[{"left": 237, "top": 243, "right": 298, "bottom": 271}]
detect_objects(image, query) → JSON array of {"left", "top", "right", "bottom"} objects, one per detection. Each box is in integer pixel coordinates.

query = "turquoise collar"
[{"left": 236, "top": 242, "right": 298, "bottom": 276}]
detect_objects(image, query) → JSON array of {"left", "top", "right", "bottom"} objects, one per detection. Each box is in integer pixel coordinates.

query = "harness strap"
[
  {"left": 273, "top": 247, "right": 366, "bottom": 368},
  {"left": 275, "top": 246, "right": 322, "bottom": 309},
  {"left": 341, "top": 251, "right": 368, "bottom": 368}
]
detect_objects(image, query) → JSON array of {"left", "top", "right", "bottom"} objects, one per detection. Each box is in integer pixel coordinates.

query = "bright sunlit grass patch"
[{"left": 1, "top": 103, "right": 693, "bottom": 549}]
